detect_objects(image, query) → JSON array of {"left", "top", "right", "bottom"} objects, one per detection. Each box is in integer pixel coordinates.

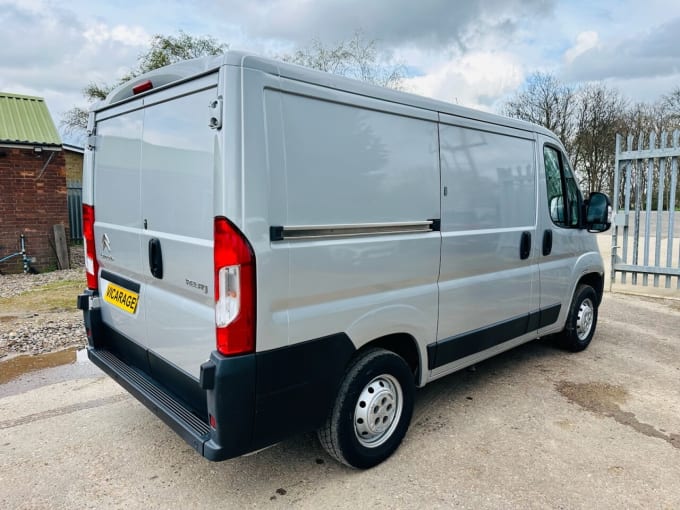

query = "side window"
[
  {"left": 543, "top": 146, "right": 581, "bottom": 228},
  {"left": 563, "top": 159, "right": 582, "bottom": 227}
]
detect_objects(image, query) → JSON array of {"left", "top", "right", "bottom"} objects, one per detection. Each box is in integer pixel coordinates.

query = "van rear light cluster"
[
  {"left": 82, "top": 204, "right": 99, "bottom": 290},
  {"left": 214, "top": 217, "right": 256, "bottom": 356},
  {"left": 132, "top": 80, "right": 153, "bottom": 95}
]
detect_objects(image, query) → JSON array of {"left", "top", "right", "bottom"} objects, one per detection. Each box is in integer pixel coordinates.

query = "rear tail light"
[
  {"left": 214, "top": 217, "right": 256, "bottom": 356},
  {"left": 82, "top": 204, "right": 99, "bottom": 291}
]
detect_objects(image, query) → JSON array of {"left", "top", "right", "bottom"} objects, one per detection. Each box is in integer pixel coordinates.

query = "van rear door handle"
[
  {"left": 520, "top": 231, "right": 531, "bottom": 260},
  {"left": 542, "top": 229, "right": 553, "bottom": 256},
  {"left": 148, "top": 238, "right": 163, "bottom": 279}
]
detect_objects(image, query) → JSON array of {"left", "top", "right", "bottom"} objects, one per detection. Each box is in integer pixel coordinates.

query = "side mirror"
[{"left": 585, "top": 192, "right": 611, "bottom": 232}]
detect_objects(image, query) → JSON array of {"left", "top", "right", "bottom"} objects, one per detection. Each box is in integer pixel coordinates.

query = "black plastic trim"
[
  {"left": 77, "top": 293, "right": 90, "bottom": 311},
  {"left": 542, "top": 229, "right": 553, "bottom": 256},
  {"left": 148, "top": 238, "right": 163, "bottom": 279},
  {"left": 148, "top": 349, "right": 206, "bottom": 419},
  {"left": 270, "top": 226, "right": 284, "bottom": 242},
  {"left": 428, "top": 304, "right": 562, "bottom": 370},
  {"left": 200, "top": 360, "right": 216, "bottom": 390},
  {"left": 88, "top": 347, "right": 210, "bottom": 456},
  {"left": 203, "top": 352, "right": 257, "bottom": 460},
  {"left": 100, "top": 270, "right": 140, "bottom": 293},
  {"left": 538, "top": 303, "right": 561, "bottom": 328},
  {"left": 79, "top": 292, "right": 356, "bottom": 462},
  {"left": 252, "top": 333, "right": 355, "bottom": 448},
  {"left": 520, "top": 231, "right": 532, "bottom": 260}
]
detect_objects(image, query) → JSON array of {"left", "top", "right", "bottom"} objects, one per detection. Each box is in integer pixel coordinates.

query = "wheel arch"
[
  {"left": 577, "top": 271, "right": 604, "bottom": 305},
  {"left": 355, "top": 333, "right": 424, "bottom": 387}
]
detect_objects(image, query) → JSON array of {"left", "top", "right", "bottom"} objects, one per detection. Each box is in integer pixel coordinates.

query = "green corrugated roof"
[{"left": 0, "top": 92, "right": 61, "bottom": 146}]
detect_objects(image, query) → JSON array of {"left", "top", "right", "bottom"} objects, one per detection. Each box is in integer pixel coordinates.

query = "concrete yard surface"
[{"left": 1, "top": 293, "right": 679, "bottom": 509}]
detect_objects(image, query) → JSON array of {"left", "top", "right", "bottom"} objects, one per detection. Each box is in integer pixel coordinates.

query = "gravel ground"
[
  {"left": 0, "top": 269, "right": 86, "bottom": 359},
  {"left": 0, "top": 268, "right": 84, "bottom": 299}
]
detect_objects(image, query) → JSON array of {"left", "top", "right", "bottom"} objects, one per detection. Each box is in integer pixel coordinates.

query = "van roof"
[{"left": 98, "top": 50, "right": 556, "bottom": 139}]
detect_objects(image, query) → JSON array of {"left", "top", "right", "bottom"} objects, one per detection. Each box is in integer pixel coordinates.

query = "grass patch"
[{"left": 0, "top": 278, "right": 86, "bottom": 313}]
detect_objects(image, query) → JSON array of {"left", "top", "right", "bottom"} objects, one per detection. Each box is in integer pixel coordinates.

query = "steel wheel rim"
[
  {"left": 576, "top": 297, "right": 594, "bottom": 340},
  {"left": 354, "top": 374, "right": 403, "bottom": 448}
]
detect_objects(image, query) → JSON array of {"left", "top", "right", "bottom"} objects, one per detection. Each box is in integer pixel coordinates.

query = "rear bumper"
[
  {"left": 87, "top": 346, "right": 255, "bottom": 460},
  {"left": 79, "top": 290, "right": 256, "bottom": 461},
  {"left": 78, "top": 289, "right": 355, "bottom": 461}
]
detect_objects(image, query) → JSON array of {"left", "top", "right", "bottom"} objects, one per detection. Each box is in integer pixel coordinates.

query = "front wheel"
[
  {"left": 557, "top": 284, "right": 599, "bottom": 352},
  {"left": 318, "top": 348, "right": 415, "bottom": 469}
]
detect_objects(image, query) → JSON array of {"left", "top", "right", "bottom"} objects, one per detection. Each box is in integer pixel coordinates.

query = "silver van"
[{"left": 78, "top": 51, "right": 611, "bottom": 469}]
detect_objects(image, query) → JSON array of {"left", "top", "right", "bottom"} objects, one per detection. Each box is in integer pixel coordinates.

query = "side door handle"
[
  {"left": 520, "top": 231, "right": 531, "bottom": 260},
  {"left": 148, "top": 238, "right": 163, "bottom": 279},
  {"left": 542, "top": 229, "right": 553, "bottom": 256}
]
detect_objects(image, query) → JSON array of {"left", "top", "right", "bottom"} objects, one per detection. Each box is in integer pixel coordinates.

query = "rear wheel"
[
  {"left": 557, "top": 284, "right": 598, "bottom": 352},
  {"left": 318, "top": 348, "right": 415, "bottom": 469}
]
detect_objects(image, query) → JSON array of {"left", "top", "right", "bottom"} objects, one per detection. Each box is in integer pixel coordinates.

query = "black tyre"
[
  {"left": 557, "top": 284, "right": 598, "bottom": 352},
  {"left": 317, "top": 348, "right": 415, "bottom": 469}
]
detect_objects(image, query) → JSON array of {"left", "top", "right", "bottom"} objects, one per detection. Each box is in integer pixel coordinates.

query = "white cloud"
[
  {"left": 84, "top": 23, "right": 150, "bottom": 46},
  {"left": 562, "top": 17, "right": 680, "bottom": 81},
  {"left": 0, "top": 2, "right": 154, "bottom": 144},
  {"left": 564, "top": 31, "right": 599, "bottom": 64},
  {"left": 1, "top": 0, "right": 679, "bottom": 146},
  {"left": 404, "top": 51, "right": 524, "bottom": 111},
  {"left": 211, "top": 0, "right": 555, "bottom": 49}
]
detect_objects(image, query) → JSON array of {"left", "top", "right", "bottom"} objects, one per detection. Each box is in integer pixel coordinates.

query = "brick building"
[
  {"left": 63, "top": 143, "right": 84, "bottom": 183},
  {"left": 0, "top": 92, "right": 68, "bottom": 273}
]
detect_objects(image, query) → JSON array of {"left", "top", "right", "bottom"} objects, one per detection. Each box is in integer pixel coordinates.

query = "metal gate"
[
  {"left": 611, "top": 132, "right": 680, "bottom": 289},
  {"left": 67, "top": 180, "right": 83, "bottom": 241}
]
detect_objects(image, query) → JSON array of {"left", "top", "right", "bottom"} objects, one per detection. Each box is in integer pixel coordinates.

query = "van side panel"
[
  {"left": 240, "top": 68, "right": 292, "bottom": 354},
  {"left": 434, "top": 119, "right": 538, "bottom": 374},
  {"left": 265, "top": 83, "right": 441, "bottom": 361}
]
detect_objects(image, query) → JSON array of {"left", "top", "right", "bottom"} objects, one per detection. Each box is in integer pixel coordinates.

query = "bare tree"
[
  {"left": 502, "top": 72, "right": 577, "bottom": 152},
  {"left": 660, "top": 87, "right": 680, "bottom": 127},
  {"left": 572, "top": 84, "right": 627, "bottom": 194},
  {"left": 283, "top": 31, "right": 405, "bottom": 90},
  {"left": 621, "top": 97, "right": 680, "bottom": 211},
  {"left": 503, "top": 73, "right": 680, "bottom": 207},
  {"left": 502, "top": 75, "right": 631, "bottom": 196}
]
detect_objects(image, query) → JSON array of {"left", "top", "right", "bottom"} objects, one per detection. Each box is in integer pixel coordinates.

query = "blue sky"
[{"left": 2, "top": 0, "right": 680, "bottom": 145}]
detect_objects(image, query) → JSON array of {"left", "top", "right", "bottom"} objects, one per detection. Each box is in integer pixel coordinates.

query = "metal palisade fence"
[
  {"left": 611, "top": 131, "right": 680, "bottom": 289},
  {"left": 67, "top": 179, "right": 83, "bottom": 241}
]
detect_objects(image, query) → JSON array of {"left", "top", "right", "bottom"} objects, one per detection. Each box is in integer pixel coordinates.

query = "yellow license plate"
[{"left": 104, "top": 282, "right": 139, "bottom": 314}]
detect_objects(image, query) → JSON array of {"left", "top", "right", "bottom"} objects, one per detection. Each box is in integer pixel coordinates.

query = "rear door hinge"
[
  {"left": 87, "top": 127, "right": 98, "bottom": 151},
  {"left": 208, "top": 97, "right": 222, "bottom": 130}
]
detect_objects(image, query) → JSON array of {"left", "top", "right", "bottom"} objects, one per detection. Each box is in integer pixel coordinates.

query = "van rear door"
[{"left": 94, "top": 74, "right": 220, "bottom": 378}]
